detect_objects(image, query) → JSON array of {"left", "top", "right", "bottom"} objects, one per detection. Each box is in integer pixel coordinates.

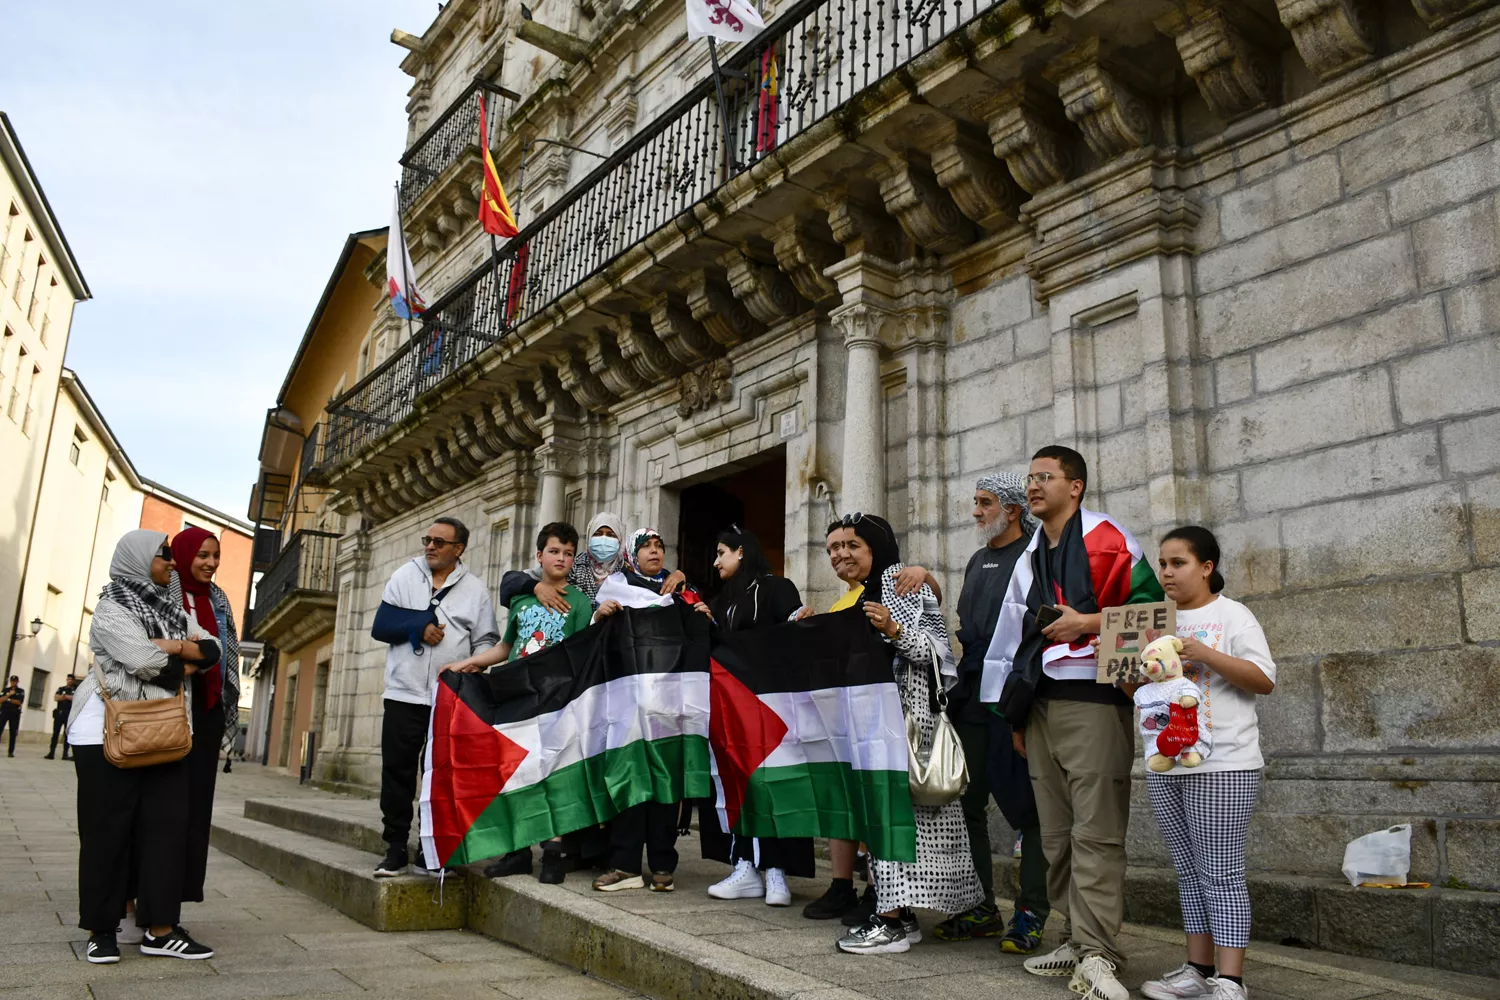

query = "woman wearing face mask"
[
  {"left": 68, "top": 531, "right": 220, "bottom": 965},
  {"left": 699, "top": 525, "right": 814, "bottom": 907},
  {"left": 169, "top": 527, "right": 242, "bottom": 908},
  {"left": 504, "top": 512, "right": 628, "bottom": 614},
  {"left": 831, "top": 513, "right": 984, "bottom": 956}
]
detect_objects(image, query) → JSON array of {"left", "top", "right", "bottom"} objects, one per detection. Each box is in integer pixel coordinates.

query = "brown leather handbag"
[{"left": 91, "top": 663, "right": 192, "bottom": 768}]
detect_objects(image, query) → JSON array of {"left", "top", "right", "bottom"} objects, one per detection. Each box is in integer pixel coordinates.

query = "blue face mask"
[{"left": 588, "top": 535, "right": 621, "bottom": 562}]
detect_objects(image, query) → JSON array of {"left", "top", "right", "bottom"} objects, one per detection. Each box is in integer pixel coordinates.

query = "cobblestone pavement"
[{"left": 0, "top": 754, "right": 644, "bottom": 1000}]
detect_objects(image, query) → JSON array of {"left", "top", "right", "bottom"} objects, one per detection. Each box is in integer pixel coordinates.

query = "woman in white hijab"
[{"left": 69, "top": 530, "right": 220, "bottom": 965}]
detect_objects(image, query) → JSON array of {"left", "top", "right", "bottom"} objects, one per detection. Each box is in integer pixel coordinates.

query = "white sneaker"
[
  {"left": 1212, "top": 980, "right": 1248, "bottom": 1000},
  {"left": 707, "top": 859, "right": 764, "bottom": 899},
  {"left": 764, "top": 867, "right": 791, "bottom": 906},
  {"left": 116, "top": 923, "right": 144, "bottom": 946},
  {"left": 1024, "top": 940, "right": 1080, "bottom": 977},
  {"left": 1142, "top": 963, "right": 1214, "bottom": 1000},
  {"left": 1069, "top": 954, "right": 1128, "bottom": 1000}
]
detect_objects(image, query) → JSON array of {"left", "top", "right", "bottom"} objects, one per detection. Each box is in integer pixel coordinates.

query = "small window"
[
  {"left": 27, "top": 670, "right": 49, "bottom": 710},
  {"left": 69, "top": 426, "right": 85, "bottom": 466},
  {"left": 103, "top": 469, "right": 115, "bottom": 505}
]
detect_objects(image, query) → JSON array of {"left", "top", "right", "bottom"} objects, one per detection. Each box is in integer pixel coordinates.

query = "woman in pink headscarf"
[{"left": 169, "top": 527, "right": 242, "bottom": 905}]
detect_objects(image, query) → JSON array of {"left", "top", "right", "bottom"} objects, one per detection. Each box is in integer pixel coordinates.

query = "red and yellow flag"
[{"left": 478, "top": 95, "right": 519, "bottom": 238}]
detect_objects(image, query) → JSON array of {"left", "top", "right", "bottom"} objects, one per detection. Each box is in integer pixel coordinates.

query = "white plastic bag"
[{"left": 1341, "top": 824, "right": 1412, "bottom": 887}]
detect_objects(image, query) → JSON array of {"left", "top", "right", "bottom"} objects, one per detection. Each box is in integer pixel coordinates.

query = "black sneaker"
[
  {"left": 539, "top": 843, "right": 567, "bottom": 884},
  {"left": 484, "top": 849, "right": 533, "bottom": 878},
  {"left": 140, "top": 926, "right": 214, "bottom": 960},
  {"left": 933, "top": 901, "right": 1005, "bottom": 941},
  {"left": 86, "top": 932, "right": 120, "bottom": 964},
  {"left": 802, "top": 879, "right": 860, "bottom": 919},
  {"left": 374, "top": 845, "right": 408, "bottom": 878},
  {"left": 841, "top": 883, "right": 877, "bottom": 927}
]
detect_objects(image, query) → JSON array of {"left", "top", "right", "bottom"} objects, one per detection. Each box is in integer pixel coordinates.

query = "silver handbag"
[{"left": 906, "top": 635, "right": 968, "bottom": 806}]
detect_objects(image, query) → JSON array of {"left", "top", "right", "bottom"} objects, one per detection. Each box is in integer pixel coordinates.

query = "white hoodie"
[{"left": 381, "top": 558, "right": 500, "bottom": 706}]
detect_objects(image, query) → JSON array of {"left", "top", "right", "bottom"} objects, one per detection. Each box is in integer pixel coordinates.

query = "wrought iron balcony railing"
[
  {"left": 400, "top": 78, "right": 521, "bottom": 216},
  {"left": 253, "top": 528, "right": 340, "bottom": 628},
  {"left": 300, "top": 422, "right": 327, "bottom": 486},
  {"left": 328, "top": 0, "right": 1004, "bottom": 468}
]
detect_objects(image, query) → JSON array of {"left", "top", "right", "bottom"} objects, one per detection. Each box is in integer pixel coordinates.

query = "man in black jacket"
[
  {"left": 1, "top": 676, "right": 24, "bottom": 757},
  {"left": 45, "top": 674, "right": 77, "bottom": 760}
]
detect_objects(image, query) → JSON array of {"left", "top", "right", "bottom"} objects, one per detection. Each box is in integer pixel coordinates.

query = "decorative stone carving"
[
  {"left": 683, "top": 270, "right": 760, "bottom": 348},
  {"left": 721, "top": 249, "right": 803, "bottom": 325},
  {"left": 648, "top": 292, "right": 717, "bottom": 366},
  {"left": 451, "top": 189, "right": 479, "bottom": 220},
  {"left": 1274, "top": 0, "right": 1379, "bottom": 80},
  {"left": 604, "top": 92, "right": 640, "bottom": 146},
  {"left": 823, "top": 186, "right": 903, "bottom": 260},
  {"left": 929, "top": 121, "right": 1026, "bottom": 232},
  {"left": 1409, "top": 0, "right": 1495, "bottom": 28},
  {"left": 585, "top": 328, "right": 651, "bottom": 399},
  {"left": 767, "top": 215, "right": 841, "bottom": 305},
  {"left": 500, "top": 383, "right": 545, "bottom": 446},
  {"left": 554, "top": 347, "right": 616, "bottom": 413},
  {"left": 420, "top": 221, "right": 446, "bottom": 254},
  {"left": 676, "top": 358, "right": 734, "bottom": 418},
  {"left": 1047, "top": 40, "right": 1156, "bottom": 161},
  {"left": 1158, "top": 3, "right": 1280, "bottom": 121},
  {"left": 872, "top": 152, "right": 975, "bottom": 254},
  {"left": 614, "top": 311, "right": 677, "bottom": 384},
  {"left": 983, "top": 80, "right": 1074, "bottom": 194}
]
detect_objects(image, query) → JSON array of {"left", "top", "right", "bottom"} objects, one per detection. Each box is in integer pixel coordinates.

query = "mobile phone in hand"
[{"left": 1036, "top": 605, "right": 1063, "bottom": 629}]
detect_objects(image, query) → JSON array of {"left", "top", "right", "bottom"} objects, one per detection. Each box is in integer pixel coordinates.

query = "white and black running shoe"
[
  {"left": 374, "top": 845, "right": 409, "bottom": 878},
  {"left": 140, "top": 926, "right": 214, "bottom": 960},
  {"left": 86, "top": 932, "right": 120, "bottom": 965}
]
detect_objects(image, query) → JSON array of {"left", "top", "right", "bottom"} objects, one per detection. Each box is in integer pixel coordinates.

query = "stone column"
[
  {"left": 825, "top": 254, "right": 902, "bottom": 517},
  {"left": 536, "top": 456, "right": 569, "bottom": 526}
]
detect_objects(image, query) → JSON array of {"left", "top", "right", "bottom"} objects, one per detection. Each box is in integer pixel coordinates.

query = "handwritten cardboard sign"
[{"left": 1097, "top": 601, "right": 1176, "bottom": 684}]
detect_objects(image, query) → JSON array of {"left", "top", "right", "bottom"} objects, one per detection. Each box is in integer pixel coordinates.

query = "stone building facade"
[{"left": 287, "top": 0, "right": 1500, "bottom": 970}]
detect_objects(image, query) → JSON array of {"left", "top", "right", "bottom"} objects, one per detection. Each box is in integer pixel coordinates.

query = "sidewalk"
[
  {"left": 212, "top": 764, "right": 1500, "bottom": 1000},
  {"left": 0, "top": 754, "right": 645, "bottom": 1000}
]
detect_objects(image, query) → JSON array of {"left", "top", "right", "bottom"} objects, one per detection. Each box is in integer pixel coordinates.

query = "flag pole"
[
  {"left": 707, "top": 38, "right": 736, "bottom": 177},
  {"left": 393, "top": 180, "right": 417, "bottom": 344}
]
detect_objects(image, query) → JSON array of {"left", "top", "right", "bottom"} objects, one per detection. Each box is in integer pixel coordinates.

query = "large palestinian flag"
[
  {"left": 709, "top": 607, "right": 916, "bottom": 862},
  {"left": 980, "top": 507, "right": 1163, "bottom": 709},
  {"left": 419, "top": 602, "right": 713, "bottom": 868}
]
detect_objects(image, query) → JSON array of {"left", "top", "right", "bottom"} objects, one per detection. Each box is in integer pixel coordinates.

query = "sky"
[{"left": 2, "top": 0, "right": 438, "bottom": 521}]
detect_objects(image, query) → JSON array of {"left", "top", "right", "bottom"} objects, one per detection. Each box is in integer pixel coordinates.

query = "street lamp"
[{"left": 13, "top": 618, "right": 43, "bottom": 640}]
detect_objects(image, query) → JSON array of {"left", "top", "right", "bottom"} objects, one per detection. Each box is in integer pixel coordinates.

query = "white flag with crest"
[{"left": 686, "top": 0, "right": 765, "bottom": 43}]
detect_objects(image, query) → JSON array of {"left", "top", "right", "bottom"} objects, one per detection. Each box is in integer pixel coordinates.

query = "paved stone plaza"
[{"left": 3, "top": 756, "right": 1483, "bottom": 1000}]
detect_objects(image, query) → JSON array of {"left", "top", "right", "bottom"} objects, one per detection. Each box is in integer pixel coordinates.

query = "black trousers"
[
  {"left": 609, "top": 801, "right": 680, "bottom": 875},
  {"left": 0, "top": 709, "right": 19, "bottom": 754},
  {"left": 381, "top": 699, "right": 431, "bottom": 849},
  {"left": 74, "top": 745, "right": 188, "bottom": 932},
  {"left": 182, "top": 701, "right": 224, "bottom": 902},
  {"left": 50, "top": 713, "right": 70, "bottom": 757}
]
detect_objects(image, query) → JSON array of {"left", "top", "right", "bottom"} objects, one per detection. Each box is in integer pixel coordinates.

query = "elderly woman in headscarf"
[
  {"left": 68, "top": 530, "right": 220, "bottom": 965},
  {"left": 830, "top": 512, "right": 984, "bottom": 956},
  {"left": 500, "top": 511, "right": 628, "bottom": 615},
  {"left": 168, "top": 526, "right": 242, "bottom": 910}
]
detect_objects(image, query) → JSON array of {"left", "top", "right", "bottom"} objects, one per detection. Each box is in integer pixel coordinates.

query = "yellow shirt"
[{"left": 829, "top": 584, "right": 864, "bottom": 613}]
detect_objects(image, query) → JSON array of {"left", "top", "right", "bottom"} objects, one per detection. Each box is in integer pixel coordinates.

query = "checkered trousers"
[{"left": 1146, "top": 769, "right": 1261, "bottom": 948}]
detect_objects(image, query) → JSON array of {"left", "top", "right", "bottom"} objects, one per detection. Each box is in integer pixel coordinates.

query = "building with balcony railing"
[{"left": 273, "top": 0, "right": 1500, "bottom": 969}]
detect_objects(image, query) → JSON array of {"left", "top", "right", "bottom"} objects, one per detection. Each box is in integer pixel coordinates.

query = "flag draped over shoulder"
[
  {"left": 386, "top": 189, "right": 426, "bottom": 319},
  {"left": 709, "top": 607, "right": 916, "bottom": 862},
  {"left": 478, "top": 95, "right": 519, "bottom": 238},
  {"left": 420, "top": 603, "right": 712, "bottom": 868},
  {"left": 686, "top": 0, "right": 765, "bottom": 43},
  {"left": 980, "top": 508, "right": 1163, "bottom": 724}
]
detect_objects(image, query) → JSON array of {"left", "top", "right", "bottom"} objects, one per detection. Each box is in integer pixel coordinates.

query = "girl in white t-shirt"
[{"left": 1140, "top": 527, "right": 1276, "bottom": 1000}]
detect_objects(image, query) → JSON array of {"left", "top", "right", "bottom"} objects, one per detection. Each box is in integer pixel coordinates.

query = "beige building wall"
[{"left": 0, "top": 112, "right": 91, "bottom": 685}]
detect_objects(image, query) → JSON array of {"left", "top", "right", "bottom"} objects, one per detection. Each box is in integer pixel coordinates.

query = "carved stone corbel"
[
  {"left": 534, "top": 365, "right": 580, "bottom": 420},
  {"left": 929, "top": 121, "right": 1026, "bottom": 232},
  {"left": 1274, "top": 0, "right": 1378, "bottom": 80},
  {"left": 554, "top": 347, "right": 616, "bottom": 413},
  {"left": 455, "top": 409, "right": 502, "bottom": 465},
  {"left": 500, "top": 383, "right": 545, "bottom": 446},
  {"left": 451, "top": 189, "right": 479, "bottom": 221},
  {"left": 823, "top": 186, "right": 903, "bottom": 260},
  {"left": 1047, "top": 40, "right": 1157, "bottom": 161},
  {"left": 420, "top": 221, "right": 445, "bottom": 255},
  {"left": 767, "top": 215, "right": 841, "bottom": 305},
  {"left": 720, "top": 249, "right": 803, "bottom": 326},
  {"left": 649, "top": 292, "right": 718, "bottom": 366},
  {"left": 1158, "top": 3, "right": 1280, "bottom": 122},
  {"left": 684, "top": 269, "right": 761, "bottom": 347},
  {"left": 614, "top": 311, "right": 678, "bottom": 384},
  {"left": 1410, "top": 0, "right": 1496, "bottom": 28},
  {"left": 872, "top": 151, "right": 975, "bottom": 254},
  {"left": 435, "top": 433, "right": 484, "bottom": 485},
  {"left": 586, "top": 328, "right": 651, "bottom": 399},
  {"left": 676, "top": 358, "right": 734, "bottom": 419},
  {"left": 983, "top": 80, "right": 1074, "bottom": 194}
]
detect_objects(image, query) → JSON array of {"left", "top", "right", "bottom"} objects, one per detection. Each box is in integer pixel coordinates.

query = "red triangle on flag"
[
  {"left": 429, "top": 680, "right": 529, "bottom": 865},
  {"left": 707, "top": 657, "right": 787, "bottom": 830}
]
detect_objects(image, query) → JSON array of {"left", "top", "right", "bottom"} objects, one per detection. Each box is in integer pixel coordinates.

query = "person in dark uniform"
[
  {"left": 45, "top": 673, "right": 78, "bottom": 760},
  {"left": 1, "top": 676, "right": 24, "bottom": 757}
]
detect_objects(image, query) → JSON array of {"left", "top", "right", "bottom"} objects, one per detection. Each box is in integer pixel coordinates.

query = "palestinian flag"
[
  {"left": 709, "top": 607, "right": 916, "bottom": 862},
  {"left": 419, "top": 602, "right": 712, "bottom": 868},
  {"left": 980, "top": 507, "right": 1163, "bottom": 712}
]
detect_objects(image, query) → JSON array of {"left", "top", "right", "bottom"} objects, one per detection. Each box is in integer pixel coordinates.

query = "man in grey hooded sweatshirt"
[{"left": 369, "top": 516, "right": 499, "bottom": 877}]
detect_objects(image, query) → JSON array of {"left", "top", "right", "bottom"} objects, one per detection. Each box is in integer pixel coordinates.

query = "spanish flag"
[{"left": 478, "top": 95, "right": 519, "bottom": 238}]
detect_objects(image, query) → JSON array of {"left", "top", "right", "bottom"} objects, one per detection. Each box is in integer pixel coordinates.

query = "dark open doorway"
[{"left": 675, "top": 448, "right": 787, "bottom": 604}]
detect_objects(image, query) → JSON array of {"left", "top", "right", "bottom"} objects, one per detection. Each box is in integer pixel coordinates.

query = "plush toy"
[{"left": 1135, "top": 635, "right": 1211, "bottom": 773}]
